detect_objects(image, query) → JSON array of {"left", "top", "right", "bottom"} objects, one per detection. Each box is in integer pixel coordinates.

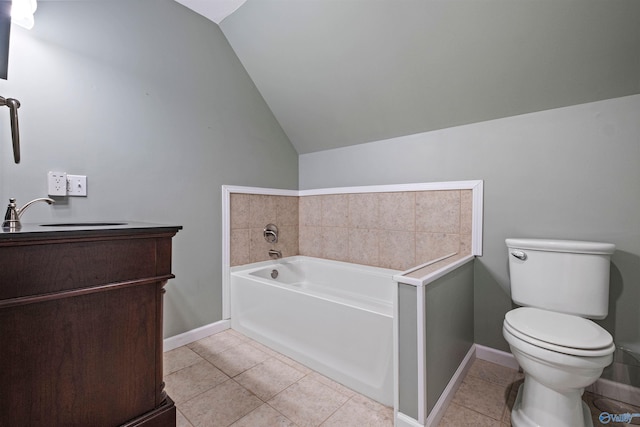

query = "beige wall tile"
[
  {"left": 379, "top": 231, "right": 415, "bottom": 271},
  {"left": 229, "top": 187, "right": 475, "bottom": 270},
  {"left": 250, "top": 227, "right": 273, "bottom": 263},
  {"left": 460, "top": 234, "right": 472, "bottom": 255},
  {"left": 276, "top": 225, "right": 299, "bottom": 258},
  {"left": 299, "top": 226, "right": 323, "bottom": 258},
  {"left": 230, "top": 194, "right": 250, "bottom": 229},
  {"left": 416, "top": 190, "right": 461, "bottom": 233},
  {"left": 349, "top": 228, "right": 379, "bottom": 266},
  {"left": 349, "top": 193, "right": 378, "bottom": 229},
  {"left": 276, "top": 196, "right": 299, "bottom": 227},
  {"left": 230, "top": 229, "right": 251, "bottom": 267},
  {"left": 416, "top": 232, "right": 460, "bottom": 263},
  {"left": 460, "top": 189, "right": 473, "bottom": 235},
  {"left": 321, "top": 194, "right": 349, "bottom": 227},
  {"left": 379, "top": 192, "right": 415, "bottom": 231},
  {"left": 322, "top": 227, "right": 350, "bottom": 262},
  {"left": 249, "top": 195, "right": 277, "bottom": 228},
  {"left": 299, "top": 196, "right": 322, "bottom": 226}
]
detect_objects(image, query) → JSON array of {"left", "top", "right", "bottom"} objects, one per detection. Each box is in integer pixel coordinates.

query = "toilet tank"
[{"left": 506, "top": 238, "right": 615, "bottom": 319}]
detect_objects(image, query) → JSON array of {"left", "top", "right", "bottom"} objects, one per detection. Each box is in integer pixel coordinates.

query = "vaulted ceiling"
[{"left": 185, "top": 0, "right": 640, "bottom": 154}]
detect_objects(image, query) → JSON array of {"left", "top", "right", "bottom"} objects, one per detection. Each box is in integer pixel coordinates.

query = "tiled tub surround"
[
  {"left": 230, "top": 189, "right": 472, "bottom": 270},
  {"left": 230, "top": 194, "right": 299, "bottom": 265},
  {"left": 300, "top": 190, "right": 472, "bottom": 270}
]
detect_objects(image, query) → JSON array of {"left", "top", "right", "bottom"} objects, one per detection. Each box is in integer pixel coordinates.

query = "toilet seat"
[{"left": 504, "top": 307, "right": 615, "bottom": 357}]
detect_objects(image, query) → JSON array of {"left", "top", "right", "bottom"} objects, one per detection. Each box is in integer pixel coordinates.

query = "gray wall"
[
  {"left": 221, "top": 0, "right": 640, "bottom": 154},
  {"left": 397, "top": 260, "right": 474, "bottom": 418},
  {"left": 0, "top": 0, "right": 298, "bottom": 337},
  {"left": 300, "top": 95, "right": 640, "bottom": 384},
  {"left": 425, "top": 260, "right": 474, "bottom": 413}
]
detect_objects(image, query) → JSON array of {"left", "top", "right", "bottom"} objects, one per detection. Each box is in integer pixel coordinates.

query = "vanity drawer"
[{"left": 0, "top": 236, "right": 172, "bottom": 300}]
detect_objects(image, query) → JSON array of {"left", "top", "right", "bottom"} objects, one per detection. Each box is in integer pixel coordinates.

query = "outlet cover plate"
[
  {"left": 67, "top": 175, "right": 87, "bottom": 197},
  {"left": 47, "top": 171, "right": 67, "bottom": 196}
]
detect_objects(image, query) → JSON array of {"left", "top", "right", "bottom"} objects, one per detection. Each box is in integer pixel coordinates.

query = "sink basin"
[{"left": 40, "top": 222, "right": 127, "bottom": 227}]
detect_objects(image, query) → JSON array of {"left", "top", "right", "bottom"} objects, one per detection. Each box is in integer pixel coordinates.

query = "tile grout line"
[{"left": 170, "top": 330, "right": 393, "bottom": 427}]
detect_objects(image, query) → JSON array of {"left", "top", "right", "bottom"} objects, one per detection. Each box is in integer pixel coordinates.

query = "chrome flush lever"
[
  {"left": 511, "top": 250, "right": 527, "bottom": 261},
  {"left": 0, "top": 96, "right": 21, "bottom": 163}
]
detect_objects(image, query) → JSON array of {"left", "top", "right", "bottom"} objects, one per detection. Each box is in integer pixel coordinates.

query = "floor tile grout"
[
  {"left": 166, "top": 329, "right": 637, "bottom": 427},
  {"left": 166, "top": 329, "right": 394, "bottom": 427}
]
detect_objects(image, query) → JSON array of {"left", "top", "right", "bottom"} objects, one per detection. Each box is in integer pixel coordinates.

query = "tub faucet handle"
[{"left": 264, "top": 224, "right": 279, "bottom": 244}]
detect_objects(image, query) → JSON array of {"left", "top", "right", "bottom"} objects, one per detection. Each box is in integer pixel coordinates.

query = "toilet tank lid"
[{"left": 505, "top": 238, "right": 615, "bottom": 255}]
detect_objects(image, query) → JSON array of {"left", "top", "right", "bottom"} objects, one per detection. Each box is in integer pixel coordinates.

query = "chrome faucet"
[
  {"left": 2, "top": 197, "right": 55, "bottom": 231},
  {"left": 268, "top": 249, "right": 282, "bottom": 259}
]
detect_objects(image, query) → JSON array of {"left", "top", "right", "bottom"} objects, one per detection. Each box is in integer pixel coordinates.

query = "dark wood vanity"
[{"left": 0, "top": 223, "right": 181, "bottom": 427}]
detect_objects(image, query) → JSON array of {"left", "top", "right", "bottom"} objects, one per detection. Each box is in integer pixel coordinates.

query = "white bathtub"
[{"left": 230, "top": 256, "right": 397, "bottom": 406}]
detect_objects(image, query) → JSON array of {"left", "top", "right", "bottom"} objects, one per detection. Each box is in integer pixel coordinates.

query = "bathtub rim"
[
  {"left": 231, "top": 254, "right": 400, "bottom": 276},
  {"left": 231, "top": 255, "right": 399, "bottom": 317}
]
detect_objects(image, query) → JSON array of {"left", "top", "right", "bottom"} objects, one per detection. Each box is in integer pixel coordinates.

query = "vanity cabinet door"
[{"left": 0, "top": 283, "right": 159, "bottom": 426}]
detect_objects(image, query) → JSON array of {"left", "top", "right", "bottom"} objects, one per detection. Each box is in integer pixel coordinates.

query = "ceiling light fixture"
[{"left": 12, "top": 0, "right": 37, "bottom": 30}]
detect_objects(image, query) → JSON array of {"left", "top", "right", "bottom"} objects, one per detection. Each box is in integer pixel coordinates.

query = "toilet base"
[{"left": 511, "top": 383, "right": 593, "bottom": 427}]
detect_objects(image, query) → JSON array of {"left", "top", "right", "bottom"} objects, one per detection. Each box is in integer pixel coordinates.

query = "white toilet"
[{"left": 503, "top": 238, "right": 616, "bottom": 427}]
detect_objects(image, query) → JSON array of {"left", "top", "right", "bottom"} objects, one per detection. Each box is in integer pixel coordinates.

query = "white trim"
[
  {"left": 396, "top": 412, "right": 424, "bottom": 427},
  {"left": 586, "top": 377, "right": 640, "bottom": 407},
  {"left": 475, "top": 344, "right": 520, "bottom": 370},
  {"left": 298, "top": 180, "right": 482, "bottom": 196},
  {"left": 425, "top": 345, "right": 476, "bottom": 427},
  {"left": 396, "top": 252, "right": 458, "bottom": 279},
  {"left": 222, "top": 186, "right": 231, "bottom": 319},
  {"left": 395, "top": 255, "right": 475, "bottom": 288},
  {"left": 416, "top": 284, "right": 426, "bottom": 424},
  {"left": 475, "top": 344, "right": 640, "bottom": 408},
  {"left": 471, "top": 180, "right": 484, "bottom": 256},
  {"left": 393, "top": 277, "right": 400, "bottom": 417},
  {"left": 222, "top": 185, "right": 298, "bottom": 197},
  {"left": 163, "top": 319, "right": 230, "bottom": 352}
]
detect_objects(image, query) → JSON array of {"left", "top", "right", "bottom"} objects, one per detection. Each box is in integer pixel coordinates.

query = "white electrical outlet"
[
  {"left": 67, "top": 175, "right": 87, "bottom": 197},
  {"left": 47, "top": 171, "right": 67, "bottom": 196}
]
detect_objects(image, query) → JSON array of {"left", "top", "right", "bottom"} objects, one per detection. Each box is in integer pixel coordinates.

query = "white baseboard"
[
  {"left": 586, "top": 377, "right": 640, "bottom": 407},
  {"left": 476, "top": 344, "right": 640, "bottom": 406},
  {"left": 425, "top": 344, "right": 476, "bottom": 427},
  {"left": 396, "top": 412, "right": 424, "bottom": 427},
  {"left": 163, "top": 319, "right": 230, "bottom": 352},
  {"left": 475, "top": 344, "right": 520, "bottom": 370}
]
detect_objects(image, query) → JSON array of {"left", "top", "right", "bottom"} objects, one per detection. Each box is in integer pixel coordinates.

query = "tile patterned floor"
[{"left": 164, "top": 329, "right": 637, "bottom": 427}]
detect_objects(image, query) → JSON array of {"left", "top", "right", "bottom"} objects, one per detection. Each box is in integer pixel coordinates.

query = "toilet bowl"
[{"left": 504, "top": 307, "right": 615, "bottom": 427}]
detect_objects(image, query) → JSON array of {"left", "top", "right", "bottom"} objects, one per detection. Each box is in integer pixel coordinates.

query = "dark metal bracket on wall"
[
  {"left": 1, "top": 2, "right": 18, "bottom": 163},
  {"left": 0, "top": 96, "right": 21, "bottom": 163}
]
